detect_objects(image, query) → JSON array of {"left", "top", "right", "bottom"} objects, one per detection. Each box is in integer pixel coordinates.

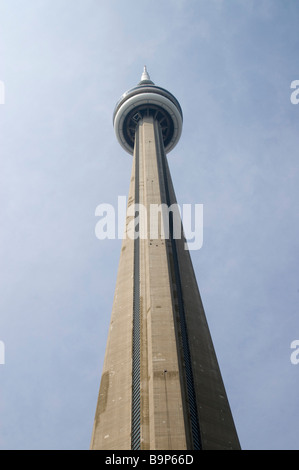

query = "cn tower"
[{"left": 90, "top": 68, "right": 240, "bottom": 450}]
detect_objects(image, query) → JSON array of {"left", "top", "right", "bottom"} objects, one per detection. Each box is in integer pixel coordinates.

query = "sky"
[{"left": 0, "top": 0, "right": 299, "bottom": 450}]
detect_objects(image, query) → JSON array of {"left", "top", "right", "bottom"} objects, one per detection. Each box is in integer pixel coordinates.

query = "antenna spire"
[
  {"left": 141, "top": 65, "right": 150, "bottom": 81},
  {"left": 139, "top": 65, "right": 154, "bottom": 85}
]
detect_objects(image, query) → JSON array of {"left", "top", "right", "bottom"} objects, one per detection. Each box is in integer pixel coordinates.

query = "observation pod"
[{"left": 113, "top": 66, "right": 183, "bottom": 155}]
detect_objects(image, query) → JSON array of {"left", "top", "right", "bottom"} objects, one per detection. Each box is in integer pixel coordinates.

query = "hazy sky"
[{"left": 0, "top": 0, "right": 299, "bottom": 450}]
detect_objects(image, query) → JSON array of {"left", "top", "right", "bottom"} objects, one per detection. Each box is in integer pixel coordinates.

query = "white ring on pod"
[{"left": 114, "top": 92, "right": 183, "bottom": 155}]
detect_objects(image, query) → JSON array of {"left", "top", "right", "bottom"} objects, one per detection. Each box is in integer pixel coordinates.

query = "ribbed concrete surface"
[{"left": 91, "top": 116, "right": 240, "bottom": 450}]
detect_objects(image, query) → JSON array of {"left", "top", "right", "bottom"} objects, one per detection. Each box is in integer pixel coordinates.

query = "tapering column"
[{"left": 91, "top": 68, "right": 241, "bottom": 451}]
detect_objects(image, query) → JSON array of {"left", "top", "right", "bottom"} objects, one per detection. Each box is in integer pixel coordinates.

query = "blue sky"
[{"left": 0, "top": 0, "right": 299, "bottom": 450}]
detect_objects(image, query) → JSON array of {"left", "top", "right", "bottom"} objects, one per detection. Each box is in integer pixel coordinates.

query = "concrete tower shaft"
[{"left": 91, "top": 70, "right": 241, "bottom": 451}]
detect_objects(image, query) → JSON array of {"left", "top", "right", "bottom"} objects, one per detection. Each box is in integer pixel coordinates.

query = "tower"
[{"left": 90, "top": 67, "right": 240, "bottom": 450}]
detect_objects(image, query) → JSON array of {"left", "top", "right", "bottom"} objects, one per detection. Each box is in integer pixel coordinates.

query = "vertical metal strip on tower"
[
  {"left": 131, "top": 130, "right": 141, "bottom": 450},
  {"left": 154, "top": 122, "right": 202, "bottom": 450}
]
